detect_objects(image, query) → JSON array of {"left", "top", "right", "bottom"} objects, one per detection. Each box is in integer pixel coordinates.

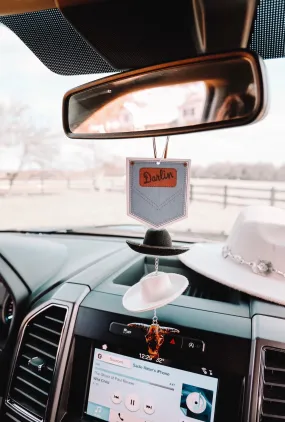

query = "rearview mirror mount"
[{"left": 62, "top": 50, "right": 267, "bottom": 139}]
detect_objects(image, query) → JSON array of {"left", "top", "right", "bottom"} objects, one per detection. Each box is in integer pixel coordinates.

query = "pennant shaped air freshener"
[{"left": 127, "top": 157, "right": 191, "bottom": 228}]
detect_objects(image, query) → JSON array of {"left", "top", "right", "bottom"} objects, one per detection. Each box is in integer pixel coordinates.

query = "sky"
[{"left": 1, "top": 23, "right": 285, "bottom": 168}]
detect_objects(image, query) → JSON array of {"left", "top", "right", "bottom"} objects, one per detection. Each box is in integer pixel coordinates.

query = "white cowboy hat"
[
  {"left": 123, "top": 271, "right": 189, "bottom": 312},
  {"left": 179, "top": 206, "right": 285, "bottom": 306}
]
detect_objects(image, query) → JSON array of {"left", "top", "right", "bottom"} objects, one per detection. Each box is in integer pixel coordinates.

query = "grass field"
[{"left": 0, "top": 178, "right": 284, "bottom": 236}]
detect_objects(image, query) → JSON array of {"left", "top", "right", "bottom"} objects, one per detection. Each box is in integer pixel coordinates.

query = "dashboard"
[{"left": 0, "top": 232, "right": 283, "bottom": 422}]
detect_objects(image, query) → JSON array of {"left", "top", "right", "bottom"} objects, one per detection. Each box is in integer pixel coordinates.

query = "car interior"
[{"left": 0, "top": 0, "right": 285, "bottom": 422}]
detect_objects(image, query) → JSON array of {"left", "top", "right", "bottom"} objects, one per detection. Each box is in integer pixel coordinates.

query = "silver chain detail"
[
  {"left": 153, "top": 259, "right": 159, "bottom": 325},
  {"left": 155, "top": 257, "right": 159, "bottom": 275},
  {"left": 153, "top": 309, "right": 158, "bottom": 325},
  {"left": 222, "top": 246, "right": 285, "bottom": 278},
  {"left": 153, "top": 258, "right": 159, "bottom": 325}
]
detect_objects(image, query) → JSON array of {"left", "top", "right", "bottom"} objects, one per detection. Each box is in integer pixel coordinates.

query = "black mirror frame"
[{"left": 62, "top": 49, "right": 268, "bottom": 140}]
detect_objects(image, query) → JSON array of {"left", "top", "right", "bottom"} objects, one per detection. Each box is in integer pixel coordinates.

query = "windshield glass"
[{"left": 0, "top": 24, "right": 284, "bottom": 240}]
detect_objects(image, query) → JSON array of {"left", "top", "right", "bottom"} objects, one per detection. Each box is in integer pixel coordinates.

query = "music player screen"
[{"left": 86, "top": 349, "right": 218, "bottom": 422}]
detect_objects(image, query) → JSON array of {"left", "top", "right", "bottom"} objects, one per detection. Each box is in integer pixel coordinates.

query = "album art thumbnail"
[{"left": 180, "top": 383, "right": 214, "bottom": 422}]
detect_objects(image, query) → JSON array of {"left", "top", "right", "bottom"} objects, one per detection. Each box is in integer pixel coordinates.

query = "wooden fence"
[
  {"left": 189, "top": 184, "right": 285, "bottom": 208},
  {"left": 1, "top": 177, "right": 285, "bottom": 209}
]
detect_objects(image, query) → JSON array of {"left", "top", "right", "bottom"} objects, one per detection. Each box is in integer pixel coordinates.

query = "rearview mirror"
[{"left": 63, "top": 50, "right": 266, "bottom": 139}]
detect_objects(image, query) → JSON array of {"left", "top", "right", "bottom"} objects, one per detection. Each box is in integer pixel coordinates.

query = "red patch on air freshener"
[{"left": 139, "top": 168, "right": 177, "bottom": 188}]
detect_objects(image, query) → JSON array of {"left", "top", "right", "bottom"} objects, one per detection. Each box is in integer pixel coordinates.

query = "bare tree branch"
[{"left": 0, "top": 102, "right": 60, "bottom": 190}]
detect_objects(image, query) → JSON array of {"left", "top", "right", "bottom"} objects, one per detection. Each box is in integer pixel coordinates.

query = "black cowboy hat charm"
[{"left": 126, "top": 228, "right": 189, "bottom": 256}]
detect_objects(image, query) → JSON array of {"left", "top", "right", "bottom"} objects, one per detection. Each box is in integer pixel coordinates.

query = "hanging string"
[{"left": 153, "top": 136, "right": 170, "bottom": 164}]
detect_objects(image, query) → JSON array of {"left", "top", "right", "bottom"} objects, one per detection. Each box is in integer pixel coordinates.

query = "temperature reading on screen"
[{"left": 156, "top": 358, "right": 165, "bottom": 364}]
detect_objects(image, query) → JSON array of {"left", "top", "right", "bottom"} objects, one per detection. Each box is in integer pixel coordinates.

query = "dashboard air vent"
[
  {"left": 7, "top": 305, "right": 67, "bottom": 421},
  {"left": 4, "top": 410, "right": 25, "bottom": 422},
  {"left": 260, "top": 347, "right": 285, "bottom": 421}
]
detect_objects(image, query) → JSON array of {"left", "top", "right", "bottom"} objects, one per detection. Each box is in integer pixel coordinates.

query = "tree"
[
  {"left": 0, "top": 102, "right": 59, "bottom": 191},
  {"left": 276, "top": 164, "right": 285, "bottom": 181},
  {"left": 191, "top": 162, "right": 281, "bottom": 181}
]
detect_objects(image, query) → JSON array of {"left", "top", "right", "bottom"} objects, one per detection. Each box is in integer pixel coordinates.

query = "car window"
[{"left": 0, "top": 23, "right": 285, "bottom": 239}]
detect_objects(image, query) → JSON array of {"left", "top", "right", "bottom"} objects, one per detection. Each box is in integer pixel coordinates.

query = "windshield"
[{"left": 0, "top": 24, "right": 284, "bottom": 240}]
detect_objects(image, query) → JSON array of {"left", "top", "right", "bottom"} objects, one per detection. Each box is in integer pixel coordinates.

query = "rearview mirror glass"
[{"left": 63, "top": 51, "right": 266, "bottom": 139}]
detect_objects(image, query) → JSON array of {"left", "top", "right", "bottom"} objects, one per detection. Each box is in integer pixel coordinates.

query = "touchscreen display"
[{"left": 86, "top": 348, "right": 218, "bottom": 422}]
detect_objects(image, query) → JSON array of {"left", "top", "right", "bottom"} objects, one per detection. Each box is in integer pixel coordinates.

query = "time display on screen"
[{"left": 139, "top": 353, "right": 165, "bottom": 364}]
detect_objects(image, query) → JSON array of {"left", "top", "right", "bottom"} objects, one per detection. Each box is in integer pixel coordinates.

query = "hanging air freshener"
[{"left": 126, "top": 137, "right": 191, "bottom": 228}]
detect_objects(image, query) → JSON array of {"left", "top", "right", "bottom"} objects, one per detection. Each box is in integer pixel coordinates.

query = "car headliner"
[{"left": 0, "top": 0, "right": 284, "bottom": 76}]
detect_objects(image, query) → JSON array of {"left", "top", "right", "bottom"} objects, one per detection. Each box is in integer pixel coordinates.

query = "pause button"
[{"left": 125, "top": 394, "right": 140, "bottom": 412}]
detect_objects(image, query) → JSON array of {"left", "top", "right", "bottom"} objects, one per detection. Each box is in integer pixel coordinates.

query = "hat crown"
[
  {"left": 141, "top": 272, "right": 172, "bottom": 302},
  {"left": 143, "top": 228, "right": 172, "bottom": 248},
  {"left": 226, "top": 206, "right": 285, "bottom": 273}
]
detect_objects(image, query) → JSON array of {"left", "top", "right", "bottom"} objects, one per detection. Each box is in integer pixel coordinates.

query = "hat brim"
[
  {"left": 179, "top": 243, "right": 285, "bottom": 306},
  {"left": 126, "top": 241, "right": 189, "bottom": 256},
  {"left": 122, "top": 273, "right": 189, "bottom": 312}
]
